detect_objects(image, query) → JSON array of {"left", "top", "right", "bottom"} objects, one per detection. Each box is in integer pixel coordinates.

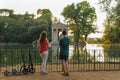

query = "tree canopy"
[
  {"left": 62, "top": 1, "right": 97, "bottom": 42},
  {"left": 99, "top": 0, "right": 120, "bottom": 43},
  {"left": 0, "top": 9, "right": 52, "bottom": 43}
]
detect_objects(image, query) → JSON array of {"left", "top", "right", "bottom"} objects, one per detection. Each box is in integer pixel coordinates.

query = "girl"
[{"left": 38, "top": 31, "right": 49, "bottom": 75}]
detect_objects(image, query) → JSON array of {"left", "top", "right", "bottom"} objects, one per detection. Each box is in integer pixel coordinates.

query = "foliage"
[
  {"left": 62, "top": 1, "right": 96, "bottom": 42},
  {"left": 0, "top": 9, "right": 52, "bottom": 43},
  {"left": 87, "top": 38, "right": 104, "bottom": 44},
  {"left": 99, "top": 0, "right": 120, "bottom": 43},
  {"left": 0, "top": 9, "right": 14, "bottom": 16},
  {"left": 37, "top": 9, "right": 52, "bottom": 41}
]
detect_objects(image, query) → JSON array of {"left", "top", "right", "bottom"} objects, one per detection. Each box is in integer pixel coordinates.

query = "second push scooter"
[{"left": 26, "top": 49, "right": 35, "bottom": 73}]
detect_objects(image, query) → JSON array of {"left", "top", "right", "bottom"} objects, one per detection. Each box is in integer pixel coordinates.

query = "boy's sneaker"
[
  {"left": 64, "top": 72, "right": 69, "bottom": 76},
  {"left": 61, "top": 72, "right": 65, "bottom": 75},
  {"left": 61, "top": 72, "right": 69, "bottom": 76}
]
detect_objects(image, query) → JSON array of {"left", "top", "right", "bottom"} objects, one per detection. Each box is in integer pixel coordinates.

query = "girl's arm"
[{"left": 46, "top": 38, "right": 50, "bottom": 48}]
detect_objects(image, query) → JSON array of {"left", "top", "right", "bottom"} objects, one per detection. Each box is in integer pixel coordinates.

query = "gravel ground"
[{"left": 0, "top": 71, "right": 120, "bottom": 80}]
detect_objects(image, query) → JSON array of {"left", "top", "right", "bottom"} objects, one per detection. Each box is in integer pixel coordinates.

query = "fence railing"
[{"left": 0, "top": 48, "right": 120, "bottom": 72}]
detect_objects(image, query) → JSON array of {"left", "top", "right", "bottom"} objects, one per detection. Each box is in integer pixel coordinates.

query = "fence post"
[
  {"left": 94, "top": 50, "right": 95, "bottom": 71},
  {"left": 0, "top": 53, "right": 1, "bottom": 72}
]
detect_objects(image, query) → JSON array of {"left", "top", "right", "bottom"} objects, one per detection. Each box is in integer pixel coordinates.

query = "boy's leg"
[
  {"left": 63, "top": 56, "right": 69, "bottom": 76},
  {"left": 60, "top": 55, "right": 65, "bottom": 72},
  {"left": 61, "top": 59, "right": 67, "bottom": 74},
  {"left": 61, "top": 60, "right": 64, "bottom": 72},
  {"left": 65, "top": 60, "right": 69, "bottom": 75}
]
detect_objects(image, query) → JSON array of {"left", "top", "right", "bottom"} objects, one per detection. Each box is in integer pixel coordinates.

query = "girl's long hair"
[{"left": 39, "top": 31, "right": 47, "bottom": 42}]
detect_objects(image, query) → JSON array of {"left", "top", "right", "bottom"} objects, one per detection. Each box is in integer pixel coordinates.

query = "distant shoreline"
[
  {"left": 0, "top": 42, "right": 30, "bottom": 45},
  {"left": 0, "top": 43, "right": 7, "bottom": 45}
]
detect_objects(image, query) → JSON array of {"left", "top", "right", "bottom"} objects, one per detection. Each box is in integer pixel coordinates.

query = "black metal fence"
[{"left": 0, "top": 48, "right": 120, "bottom": 72}]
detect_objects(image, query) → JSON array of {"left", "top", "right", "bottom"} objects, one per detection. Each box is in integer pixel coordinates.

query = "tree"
[
  {"left": 28, "top": 19, "right": 49, "bottom": 41},
  {"left": 0, "top": 21, "right": 5, "bottom": 41},
  {"left": 37, "top": 9, "right": 52, "bottom": 41},
  {"left": 62, "top": 1, "right": 96, "bottom": 53},
  {"left": 62, "top": 1, "right": 96, "bottom": 41},
  {"left": 0, "top": 9, "right": 14, "bottom": 16},
  {"left": 99, "top": 0, "right": 120, "bottom": 43}
]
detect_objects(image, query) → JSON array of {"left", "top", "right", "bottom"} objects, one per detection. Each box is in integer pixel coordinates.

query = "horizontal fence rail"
[{"left": 0, "top": 48, "right": 120, "bottom": 72}]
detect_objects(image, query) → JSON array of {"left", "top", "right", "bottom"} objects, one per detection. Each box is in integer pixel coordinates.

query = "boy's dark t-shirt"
[{"left": 59, "top": 37, "right": 70, "bottom": 56}]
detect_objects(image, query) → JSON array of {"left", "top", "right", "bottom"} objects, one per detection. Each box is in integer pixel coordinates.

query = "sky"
[{"left": 0, "top": 0, "right": 106, "bottom": 38}]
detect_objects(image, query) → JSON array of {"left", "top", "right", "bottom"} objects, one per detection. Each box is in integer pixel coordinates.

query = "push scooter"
[
  {"left": 4, "top": 50, "right": 18, "bottom": 76},
  {"left": 26, "top": 49, "right": 35, "bottom": 73},
  {"left": 4, "top": 49, "right": 28, "bottom": 76},
  {"left": 18, "top": 50, "right": 28, "bottom": 74}
]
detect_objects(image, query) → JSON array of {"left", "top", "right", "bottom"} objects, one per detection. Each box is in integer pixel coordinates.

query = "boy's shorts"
[{"left": 59, "top": 54, "right": 68, "bottom": 61}]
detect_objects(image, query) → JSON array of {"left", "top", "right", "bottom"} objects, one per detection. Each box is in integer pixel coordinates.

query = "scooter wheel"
[
  {"left": 4, "top": 70, "right": 9, "bottom": 76},
  {"left": 12, "top": 69, "right": 17, "bottom": 75},
  {"left": 30, "top": 68, "right": 35, "bottom": 73},
  {"left": 22, "top": 68, "right": 28, "bottom": 74},
  {"left": 27, "top": 68, "right": 31, "bottom": 72}
]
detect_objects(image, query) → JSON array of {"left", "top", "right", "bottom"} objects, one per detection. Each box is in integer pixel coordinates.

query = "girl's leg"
[
  {"left": 42, "top": 51, "right": 48, "bottom": 72},
  {"left": 40, "top": 53, "right": 45, "bottom": 72}
]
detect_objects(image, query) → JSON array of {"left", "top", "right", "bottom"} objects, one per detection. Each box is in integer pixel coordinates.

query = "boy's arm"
[{"left": 59, "top": 39, "right": 63, "bottom": 47}]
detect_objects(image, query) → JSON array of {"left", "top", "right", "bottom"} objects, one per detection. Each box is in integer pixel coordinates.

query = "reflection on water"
[
  {"left": 69, "top": 44, "right": 104, "bottom": 62},
  {"left": 86, "top": 44, "right": 104, "bottom": 62}
]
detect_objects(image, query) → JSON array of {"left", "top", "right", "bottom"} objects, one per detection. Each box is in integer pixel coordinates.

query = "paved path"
[{"left": 0, "top": 71, "right": 120, "bottom": 80}]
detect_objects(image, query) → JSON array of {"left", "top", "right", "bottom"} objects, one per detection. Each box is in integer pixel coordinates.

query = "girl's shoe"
[{"left": 41, "top": 71, "right": 48, "bottom": 75}]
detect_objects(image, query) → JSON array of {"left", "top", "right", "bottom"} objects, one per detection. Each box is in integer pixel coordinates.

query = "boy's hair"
[{"left": 62, "top": 31, "right": 67, "bottom": 35}]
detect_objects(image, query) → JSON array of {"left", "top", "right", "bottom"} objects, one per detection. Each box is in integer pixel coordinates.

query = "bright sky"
[{"left": 0, "top": 0, "right": 106, "bottom": 38}]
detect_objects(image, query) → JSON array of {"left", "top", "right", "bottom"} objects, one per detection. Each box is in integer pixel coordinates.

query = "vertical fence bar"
[
  {"left": 119, "top": 49, "right": 120, "bottom": 70},
  {"left": 109, "top": 50, "right": 110, "bottom": 71},
  {"left": 57, "top": 48, "right": 59, "bottom": 72},
  {"left": 88, "top": 49, "right": 90, "bottom": 71},
  {"left": 77, "top": 51, "right": 78, "bottom": 71},
  {"left": 98, "top": 50, "right": 100, "bottom": 71},
  {"left": 11, "top": 50, "right": 13, "bottom": 70},
  {"left": 34, "top": 49, "right": 37, "bottom": 72},
  {"left": 85, "top": 49, "right": 87, "bottom": 71},
  {"left": 5, "top": 49, "right": 7, "bottom": 71},
  {"left": 51, "top": 49, "right": 52, "bottom": 72},
  {"left": 73, "top": 52, "right": 75, "bottom": 71},
  {"left": 0, "top": 51, "right": 1, "bottom": 71},
  {"left": 113, "top": 49, "right": 115, "bottom": 70},
  {"left": 103, "top": 49, "right": 105, "bottom": 71},
  {"left": 94, "top": 50, "right": 95, "bottom": 71}
]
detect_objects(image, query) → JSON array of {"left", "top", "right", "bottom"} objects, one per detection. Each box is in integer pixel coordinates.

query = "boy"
[{"left": 59, "top": 31, "right": 70, "bottom": 76}]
